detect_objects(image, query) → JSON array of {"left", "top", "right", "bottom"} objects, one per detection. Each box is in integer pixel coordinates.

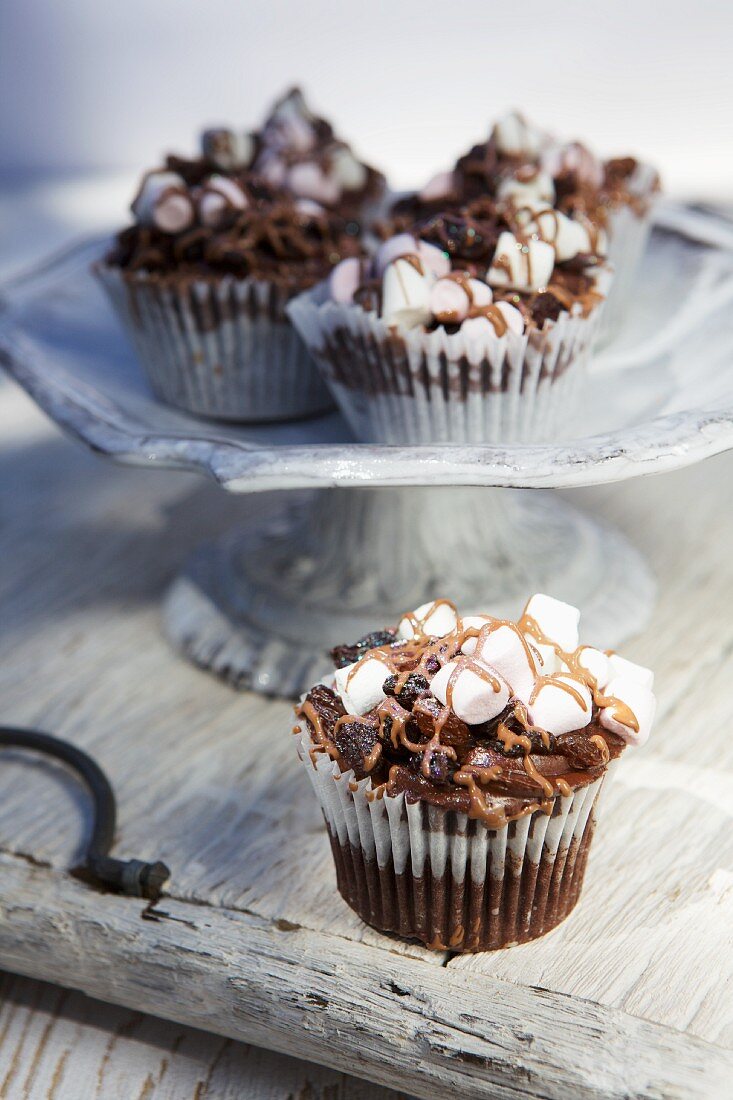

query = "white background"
[{"left": 1, "top": 0, "right": 732, "bottom": 199}]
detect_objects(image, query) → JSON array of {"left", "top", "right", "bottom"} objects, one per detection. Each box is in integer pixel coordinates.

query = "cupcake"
[
  {"left": 97, "top": 172, "right": 363, "bottom": 421},
  {"left": 389, "top": 109, "right": 659, "bottom": 338},
  {"left": 294, "top": 594, "right": 656, "bottom": 952},
  {"left": 288, "top": 200, "right": 611, "bottom": 443}
]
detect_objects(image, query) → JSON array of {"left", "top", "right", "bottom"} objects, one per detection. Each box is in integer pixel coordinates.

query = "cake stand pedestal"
[
  {"left": 2, "top": 206, "right": 732, "bottom": 697},
  {"left": 163, "top": 485, "right": 653, "bottom": 696}
]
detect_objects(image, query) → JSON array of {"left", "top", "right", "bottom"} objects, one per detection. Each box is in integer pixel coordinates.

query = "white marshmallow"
[
  {"left": 527, "top": 638, "right": 565, "bottom": 676},
  {"left": 334, "top": 657, "right": 390, "bottom": 716},
  {"left": 459, "top": 614, "right": 494, "bottom": 642},
  {"left": 330, "top": 146, "right": 368, "bottom": 191},
  {"left": 463, "top": 278, "right": 489, "bottom": 307},
  {"left": 525, "top": 207, "right": 592, "bottom": 262},
  {"left": 462, "top": 623, "right": 537, "bottom": 703},
  {"left": 131, "top": 172, "right": 194, "bottom": 233},
  {"left": 197, "top": 175, "right": 248, "bottom": 228},
  {"left": 263, "top": 89, "right": 317, "bottom": 153},
  {"left": 295, "top": 198, "right": 326, "bottom": 217},
  {"left": 487, "top": 231, "right": 555, "bottom": 293},
  {"left": 576, "top": 646, "right": 611, "bottom": 689},
  {"left": 381, "top": 258, "right": 432, "bottom": 329},
  {"left": 431, "top": 660, "right": 510, "bottom": 726},
  {"left": 494, "top": 300, "right": 525, "bottom": 335},
  {"left": 397, "top": 600, "right": 459, "bottom": 640},
  {"left": 287, "top": 162, "right": 341, "bottom": 205},
  {"left": 492, "top": 110, "right": 546, "bottom": 158},
  {"left": 498, "top": 170, "right": 555, "bottom": 207},
  {"left": 258, "top": 154, "right": 287, "bottom": 187},
  {"left": 201, "top": 129, "right": 254, "bottom": 170},
  {"left": 606, "top": 654, "right": 654, "bottom": 691},
  {"left": 600, "top": 676, "right": 656, "bottom": 748},
  {"left": 530, "top": 675, "right": 592, "bottom": 736},
  {"left": 541, "top": 142, "right": 604, "bottom": 190},
  {"left": 522, "top": 593, "right": 580, "bottom": 653},
  {"left": 374, "top": 233, "right": 418, "bottom": 277},
  {"left": 417, "top": 240, "right": 451, "bottom": 279}
]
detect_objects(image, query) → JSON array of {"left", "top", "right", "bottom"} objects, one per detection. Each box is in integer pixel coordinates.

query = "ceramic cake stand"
[{"left": 2, "top": 202, "right": 733, "bottom": 697}]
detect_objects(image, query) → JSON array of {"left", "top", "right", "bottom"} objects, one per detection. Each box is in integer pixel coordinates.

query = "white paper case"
[
  {"left": 288, "top": 268, "right": 612, "bottom": 444},
  {"left": 96, "top": 264, "right": 334, "bottom": 422},
  {"left": 297, "top": 725, "right": 618, "bottom": 951},
  {"left": 599, "top": 161, "right": 659, "bottom": 345}
]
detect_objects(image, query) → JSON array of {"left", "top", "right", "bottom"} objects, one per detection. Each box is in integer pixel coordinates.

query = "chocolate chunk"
[
  {"left": 302, "top": 684, "right": 345, "bottom": 740},
  {"left": 334, "top": 720, "right": 380, "bottom": 779},
  {"left": 382, "top": 672, "right": 430, "bottom": 709},
  {"left": 330, "top": 629, "right": 396, "bottom": 669},
  {"left": 528, "top": 291, "right": 565, "bottom": 327}
]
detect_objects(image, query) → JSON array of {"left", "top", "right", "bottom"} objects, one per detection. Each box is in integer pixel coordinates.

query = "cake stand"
[{"left": 2, "top": 201, "right": 733, "bottom": 697}]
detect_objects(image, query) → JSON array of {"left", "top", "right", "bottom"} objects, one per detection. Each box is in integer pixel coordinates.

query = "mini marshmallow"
[
  {"left": 329, "top": 256, "right": 363, "bottom": 304},
  {"left": 498, "top": 170, "right": 555, "bottom": 207},
  {"left": 462, "top": 623, "right": 537, "bottom": 703},
  {"left": 287, "top": 162, "right": 341, "bottom": 205},
  {"left": 431, "top": 660, "right": 510, "bottom": 726},
  {"left": 417, "top": 240, "right": 451, "bottom": 279},
  {"left": 295, "top": 198, "right": 326, "bottom": 217},
  {"left": 487, "top": 232, "right": 555, "bottom": 293},
  {"left": 530, "top": 675, "right": 592, "bottom": 736},
  {"left": 524, "top": 207, "right": 592, "bottom": 262},
  {"left": 201, "top": 129, "right": 254, "bottom": 170},
  {"left": 576, "top": 646, "right": 611, "bottom": 689},
  {"left": 131, "top": 172, "right": 194, "bottom": 234},
  {"left": 374, "top": 234, "right": 418, "bottom": 277},
  {"left": 600, "top": 676, "right": 656, "bottom": 747},
  {"left": 330, "top": 146, "right": 368, "bottom": 191},
  {"left": 541, "top": 142, "right": 604, "bottom": 190},
  {"left": 397, "top": 600, "right": 459, "bottom": 640},
  {"left": 381, "top": 258, "right": 432, "bottom": 329},
  {"left": 606, "top": 654, "right": 654, "bottom": 691},
  {"left": 429, "top": 279, "right": 470, "bottom": 324},
  {"left": 258, "top": 154, "right": 287, "bottom": 187},
  {"left": 334, "top": 656, "right": 390, "bottom": 716},
  {"left": 419, "top": 170, "right": 455, "bottom": 203},
  {"left": 492, "top": 110, "right": 545, "bottom": 158},
  {"left": 263, "top": 90, "right": 316, "bottom": 153},
  {"left": 197, "top": 175, "right": 248, "bottom": 228},
  {"left": 522, "top": 594, "right": 580, "bottom": 654},
  {"left": 494, "top": 300, "right": 525, "bottom": 335}
]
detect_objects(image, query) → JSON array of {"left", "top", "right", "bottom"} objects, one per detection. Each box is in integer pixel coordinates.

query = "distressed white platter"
[{"left": 1, "top": 204, "right": 733, "bottom": 492}]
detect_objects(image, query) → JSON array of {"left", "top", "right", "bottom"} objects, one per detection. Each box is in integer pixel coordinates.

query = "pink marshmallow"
[
  {"left": 429, "top": 278, "right": 470, "bottom": 324},
  {"left": 329, "top": 256, "right": 363, "bottom": 304}
]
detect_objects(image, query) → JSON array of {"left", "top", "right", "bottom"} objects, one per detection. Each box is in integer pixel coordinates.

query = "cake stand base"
[{"left": 162, "top": 487, "right": 656, "bottom": 699}]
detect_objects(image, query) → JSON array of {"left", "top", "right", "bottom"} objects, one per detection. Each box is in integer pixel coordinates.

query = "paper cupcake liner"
[
  {"left": 287, "top": 269, "right": 611, "bottom": 444},
  {"left": 297, "top": 726, "right": 617, "bottom": 952},
  {"left": 96, "top": 264, "right": 334, "bottom": 422},
  {"left": 600, "top": 162, "right": 660, "bottom": 344}
]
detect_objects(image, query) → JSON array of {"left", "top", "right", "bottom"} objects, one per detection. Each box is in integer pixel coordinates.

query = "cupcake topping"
[
  {"left": 107, "top": 173, "right": 363, "bottom": 285},
  {"left": 328, "top": 199, "right": 606, "bottom": 333},
  {"left": 296, "top": 595, "right": 656, "bottom": 828}
]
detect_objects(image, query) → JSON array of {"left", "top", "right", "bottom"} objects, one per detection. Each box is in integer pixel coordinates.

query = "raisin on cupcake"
[
  {"left": 295, "top": 594, "right": 655, "bottom": 952},
  {"left": 288, "top": 199, "right": 611, "bottom": 443}
]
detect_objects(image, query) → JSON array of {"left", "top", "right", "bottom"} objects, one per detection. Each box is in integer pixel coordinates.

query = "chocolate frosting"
[
  {"left": 296, "top": 610, "right": 625, "bottom": 830},
  {"left": 105, "top": 173, "right": 363, "bottom": 290}
]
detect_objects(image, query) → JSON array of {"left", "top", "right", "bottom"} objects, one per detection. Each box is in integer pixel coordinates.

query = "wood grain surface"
[{"left": 0, "top": 377, "right": 731, "bottom": 1098}]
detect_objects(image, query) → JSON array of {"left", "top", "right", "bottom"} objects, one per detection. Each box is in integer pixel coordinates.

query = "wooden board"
[{"left": 0, "top": 380, "right": 731, "bottom": 1099}]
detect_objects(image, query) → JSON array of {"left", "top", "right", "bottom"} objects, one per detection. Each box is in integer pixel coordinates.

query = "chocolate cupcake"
[
  {"left": 295, "top": 595, "right": 656, "bottom": 952},
  {"left": 97, "top": 171, "right": 364, "bottom": 421},
  {"left": 288, "top": 200, "right": 611, "bottom": 443},
  {"left": 389, "top": 110, "right": 658, "bottom": 339}
]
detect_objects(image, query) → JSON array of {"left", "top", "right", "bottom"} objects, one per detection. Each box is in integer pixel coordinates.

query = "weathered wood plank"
[
  {"left": 0, "top": 855, "right": 729, "bottom": 1100},
  {"left": 0, "top": 972, "right": 410, "bottom": 1100}
]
